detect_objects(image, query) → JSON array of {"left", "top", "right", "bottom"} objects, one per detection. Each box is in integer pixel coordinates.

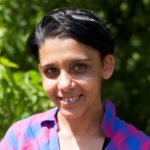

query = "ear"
[{"left": 102, "top": 55, "right": 115, "bottom": 79}]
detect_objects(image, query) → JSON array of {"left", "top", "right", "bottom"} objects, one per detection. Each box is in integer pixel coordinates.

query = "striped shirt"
[{"left": 0, "top": 100, "right": 150, "bottom": 149}]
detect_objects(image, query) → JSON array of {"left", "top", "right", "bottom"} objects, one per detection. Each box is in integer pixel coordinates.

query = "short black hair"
[{"left": 26, "top": 8, "right": 115, "bottom": 61}]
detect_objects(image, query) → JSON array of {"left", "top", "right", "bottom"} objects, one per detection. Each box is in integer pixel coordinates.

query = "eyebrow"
[
  {"left": 40, "top": 64, "right": 54, "bottom": 69},
  {"left": 70, "top": 58, "right": 92, "bottom": 63},
  {"left": 40, "top": 57, "right": 92, "bottom": 68}
]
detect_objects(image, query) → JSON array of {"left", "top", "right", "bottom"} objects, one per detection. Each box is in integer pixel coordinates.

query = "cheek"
[
  {"left": 77, "top": 74, "right": 101, "bottom": 92},
  {"left": 42, "top": 78, "right": 57, "bottom": 97}
]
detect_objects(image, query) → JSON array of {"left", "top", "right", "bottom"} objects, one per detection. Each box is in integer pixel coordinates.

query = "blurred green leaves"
[
  {"left": 0, "top": 57, "right": 52, "bottom": 138},
  {"left": 0, "top": 57, "right": 19, "bottom": 68}
]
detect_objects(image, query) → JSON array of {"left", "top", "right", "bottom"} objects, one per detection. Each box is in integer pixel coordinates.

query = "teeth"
[
  {"left": 69, "top": 97, "right": 73, "bottom": 101},
  {"left": 62, "top": 95, "right": 80, "bottom": 103},
  {"left": 72, "top": 97, "right": 76, "bottom": 101}
]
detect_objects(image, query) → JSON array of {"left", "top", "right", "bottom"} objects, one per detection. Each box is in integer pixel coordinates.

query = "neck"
[{"left": 57, "top": 101, "right": 104, "bottom": 138}]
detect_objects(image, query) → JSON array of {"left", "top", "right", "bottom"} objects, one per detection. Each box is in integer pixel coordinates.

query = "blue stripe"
[
  {"left": 8, "top": 130, "right": 18, "bottom": 148},
  {"left": 126, "top": 136, "right": 141, "bottom": 149},
  {"left": 26, "top": 125, "right": 40, "bottom": 139}
]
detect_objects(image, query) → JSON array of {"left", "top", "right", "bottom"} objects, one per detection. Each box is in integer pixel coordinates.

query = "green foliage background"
[{"left": 0, "top": 0, "right": 150, "bottom": 139}]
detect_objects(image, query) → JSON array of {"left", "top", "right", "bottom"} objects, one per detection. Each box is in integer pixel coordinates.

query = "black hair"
[{"left": 26, "top": 8, "right": 115, "bottom": 61}]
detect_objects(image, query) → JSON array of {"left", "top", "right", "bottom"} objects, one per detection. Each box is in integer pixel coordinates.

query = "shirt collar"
[
  {"left": 101, "top": 100, "right": 116, "bottom": 138},
  {"left": 39, "top": 100, "right": 117, "bottom": 136},
  {"left": 101, "top": 100, "right": 134, "bottom": 148},
  {"left": 39, "top": 101, "right": 116, "bottom": 131},
  {"left": 39, "top": 107, "right": 58, "bottom": 122}
]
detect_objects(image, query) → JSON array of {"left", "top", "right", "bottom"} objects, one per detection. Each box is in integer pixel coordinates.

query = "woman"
[{"left": 0, "top": 8, "right": 150, "bottom": 150}]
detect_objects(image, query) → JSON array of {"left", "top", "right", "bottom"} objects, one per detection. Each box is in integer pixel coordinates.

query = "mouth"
[{"left": 58, "top": 94, "right": 83, "bottom": 104}]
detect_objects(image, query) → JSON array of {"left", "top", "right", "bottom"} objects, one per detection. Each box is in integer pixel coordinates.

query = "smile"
[{"left": 58, "top": 94, "right": 83, "bottom": 104}]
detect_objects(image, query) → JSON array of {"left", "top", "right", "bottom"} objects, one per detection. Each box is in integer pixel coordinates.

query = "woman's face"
[{"left": 39, "top": 38, "right": 114, "bottom": 119}]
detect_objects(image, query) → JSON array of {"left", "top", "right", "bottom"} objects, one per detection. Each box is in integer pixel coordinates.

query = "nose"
[{"left": 58, "top": 71, "right": 73, "bottom": 92}]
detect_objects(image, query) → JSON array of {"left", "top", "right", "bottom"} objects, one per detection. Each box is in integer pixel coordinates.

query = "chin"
[{"left": 59, "top": 109, "right": 83, "bottom": 120}]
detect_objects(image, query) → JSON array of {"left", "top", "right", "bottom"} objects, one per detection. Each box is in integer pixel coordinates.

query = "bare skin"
[
  {"left": 39, "top": 38, "right": 115, "bottom": 150},
  {"left": 57, "top": 105, "right": 105, "bottom": 150}
]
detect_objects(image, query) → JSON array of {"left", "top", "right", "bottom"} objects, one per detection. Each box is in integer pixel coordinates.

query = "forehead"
[{"left": 39, "top": 38, "right": 101, "bottom": 65}]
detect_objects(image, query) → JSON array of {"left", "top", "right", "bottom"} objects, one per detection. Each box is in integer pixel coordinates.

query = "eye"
[
  {"left": 43, "top": 67, "right": 59, "bottom": 78},
  {"left": 72, "top": 63, "right": 87, "bottom": 74}
]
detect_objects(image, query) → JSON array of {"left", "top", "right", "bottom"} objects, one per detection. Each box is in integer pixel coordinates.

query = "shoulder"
[
  {"left": 114, "top": 117, "right": 150, "bottom": 149},
  {"left": 102, "top": 100, "right": 150, "bottom": 149},
  {"left": 9, "top": 107, "right": 57, "bottom": 132},
  {"left": 0, "top": 107, "right": 58, "bottom": 149}
]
